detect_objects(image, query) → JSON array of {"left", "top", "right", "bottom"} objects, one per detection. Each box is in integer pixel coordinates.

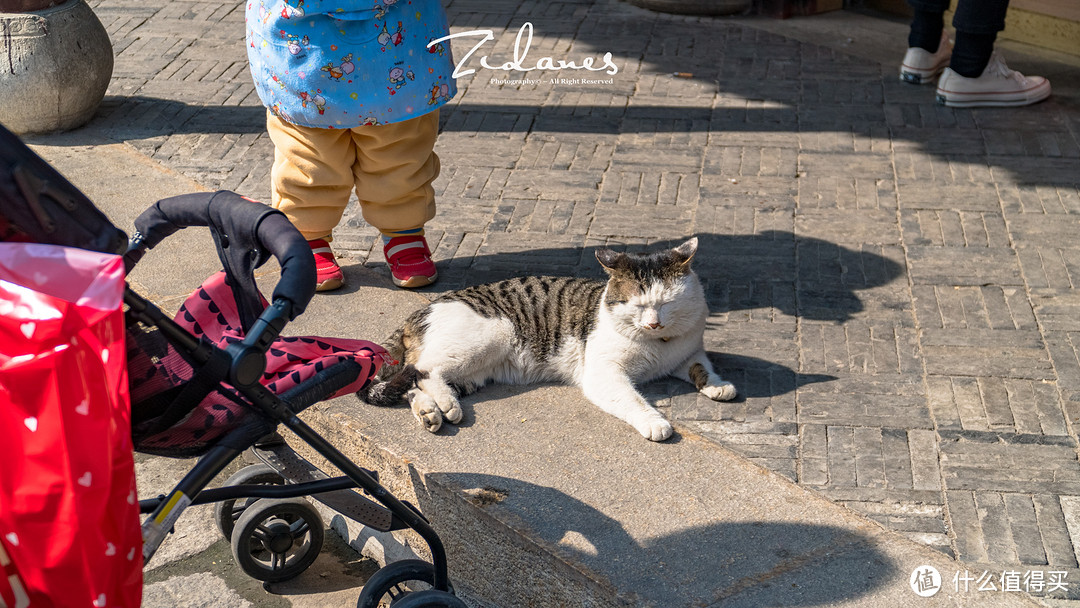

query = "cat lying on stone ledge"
[{"left": 360, "top": 237, "right": 737, "bottom": 441}]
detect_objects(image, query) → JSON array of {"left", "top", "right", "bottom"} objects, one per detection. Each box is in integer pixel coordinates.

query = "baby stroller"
[{"left": 0, "top": 122, "right": 464, "bottom": 608}]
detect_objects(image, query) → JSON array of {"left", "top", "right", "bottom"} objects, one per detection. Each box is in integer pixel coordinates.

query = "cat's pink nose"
[{"left": 646, "top": 322, "right": 661, "bottom": 329}]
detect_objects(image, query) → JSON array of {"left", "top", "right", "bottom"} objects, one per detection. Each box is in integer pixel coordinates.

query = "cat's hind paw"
[{"left": 702, "top": 381, "right": 737, "bottom": 402}]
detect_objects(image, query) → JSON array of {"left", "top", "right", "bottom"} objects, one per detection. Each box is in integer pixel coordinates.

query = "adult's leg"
[
  {"left": 950, "top": 0, "right": 1010, "bottom": 76},
  {"left": 907, "top": 0, "right": 951, "bottom": 52},
  {"left": 934, "top": 0, "right": 1049, "bottom": 108}
]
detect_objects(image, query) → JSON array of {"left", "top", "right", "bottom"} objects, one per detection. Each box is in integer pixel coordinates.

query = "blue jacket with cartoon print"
[{"left": 246, "top": 0, "right": 457, "bottom": 128}]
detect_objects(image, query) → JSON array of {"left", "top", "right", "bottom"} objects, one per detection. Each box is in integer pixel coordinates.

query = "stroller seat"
[{"left": 127, "top": 268, "right": 386, "bottom": 457}]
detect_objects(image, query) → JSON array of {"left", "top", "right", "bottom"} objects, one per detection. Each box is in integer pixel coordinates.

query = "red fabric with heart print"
[{"left": 0, "top": 243, "right": 141, "bottom": 608}]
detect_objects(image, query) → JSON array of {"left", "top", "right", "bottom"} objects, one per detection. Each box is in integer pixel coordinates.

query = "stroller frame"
[
  {"left": 124, "top": 201, "right": 453, "bottom": 595},
  {"left": 126, "top": 286, "right": 448, "bottom": 587},
  {"left": 1, "top": 122, "right": 459, "bottom": 605}
]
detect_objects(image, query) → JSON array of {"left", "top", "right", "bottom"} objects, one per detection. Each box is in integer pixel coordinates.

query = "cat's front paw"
[
  {"left": 435, "top": 395, "right": 463, "bottom": 425},
  {"left": 410, "top": 392, "right": 443, "bottom": 433},
  {"left": 443, "top": 404, "right": 463, "bottom": 424},
  {"left": 633, "top": 413, "right": 674, "bottom": 442},
  {"left": 421, "top": 380, "right": 463, "bottom": 425},
  {"left": 702, "top": 381, "right": 737, "bottom": 402},
  {"left": 415, "top": 407, "right": 443, "bottom": 433}
]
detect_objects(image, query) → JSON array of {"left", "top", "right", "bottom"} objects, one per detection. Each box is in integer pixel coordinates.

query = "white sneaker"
[
  {"left": 900, "top": 31, "right": 952, "bottom": 85},
  {"left": 935, "top": 52, "right": 1051, "bottom": 108}
]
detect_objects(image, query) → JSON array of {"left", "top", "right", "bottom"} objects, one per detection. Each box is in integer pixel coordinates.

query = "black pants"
[{"left": 908, "top": 0, "right": 1010, "bottom": 35}]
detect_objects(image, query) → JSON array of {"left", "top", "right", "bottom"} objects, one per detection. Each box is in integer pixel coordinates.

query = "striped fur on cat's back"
[{"left": 359, "top": 238, "right": 737, "bottom": 441}]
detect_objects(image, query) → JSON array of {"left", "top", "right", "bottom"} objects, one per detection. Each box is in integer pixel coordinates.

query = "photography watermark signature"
[
  {"left": 428, "top": 22, "right": 619, "bottom": 79},
  {"left": 910, "top": 566, "right": 1071, "bottom": 597},
  {"left": 487, "top": 77, "right": 615, "bottom": 86}
]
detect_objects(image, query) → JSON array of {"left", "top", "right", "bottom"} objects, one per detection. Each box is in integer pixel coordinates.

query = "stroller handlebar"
[
  {"left": 254, "top": 210, "right": 317, "bottom": 318},
  {"left": 127, "top": 191, "right": 317, "bottom": 323}
]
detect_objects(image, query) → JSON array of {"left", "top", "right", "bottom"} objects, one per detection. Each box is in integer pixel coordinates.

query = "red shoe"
[
  {"left": 308, "top": 239, "right": 344, "bottom": 292},
  {"left": 384, "top": 235, "right": 437, "bottom": 288}
]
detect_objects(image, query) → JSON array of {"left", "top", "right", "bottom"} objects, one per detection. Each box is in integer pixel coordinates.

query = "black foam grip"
[
  {"left": 131, "top": 192, "right": 210, "bottom": 248},
  {"left": 255, "top": 211, "right": 316, "bottom": 319},
  {"left": 132, "top": 191, "right": 315, "bottom": 320}
]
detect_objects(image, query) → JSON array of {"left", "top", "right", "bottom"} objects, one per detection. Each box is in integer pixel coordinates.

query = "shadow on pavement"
[
  {"left": 430, "top": 472, "right": 897, "bottom": 607},
  {"left": 428, "top": 231, "right": 905, "bottom": 324},
  {"left": 668, "top": 352, "right": 836, "bottom": 401}
]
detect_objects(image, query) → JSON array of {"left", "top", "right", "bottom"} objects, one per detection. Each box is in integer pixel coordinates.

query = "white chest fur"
[{"left": 585, "top": 303, "right": 707, "bottom": 384}]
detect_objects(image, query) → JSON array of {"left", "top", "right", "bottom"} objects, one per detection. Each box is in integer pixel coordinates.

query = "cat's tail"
[
  {"left": 358, "top": 328, "right": 419, "bottom": 406},
  {"left": 358, "top": 364, "right": 421, "bottom": 406}
]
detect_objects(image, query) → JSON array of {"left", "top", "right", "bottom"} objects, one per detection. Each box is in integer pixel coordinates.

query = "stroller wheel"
[
  {"left": 357, "top": 559, "right": 457, "bottom": 608},
  {"left": 214, "top": 464, "right": 286, "bottom": 541},
  {"left": 380, "top": 589, "right": 468, "bottom": 608},
  {"left": 230, "top": 497, "right": 324, "bottom": 583}
]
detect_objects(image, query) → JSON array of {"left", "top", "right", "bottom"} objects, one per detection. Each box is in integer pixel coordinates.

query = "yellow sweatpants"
[{"left": 266, "top": 110, "right": 441, "bottom": 242}]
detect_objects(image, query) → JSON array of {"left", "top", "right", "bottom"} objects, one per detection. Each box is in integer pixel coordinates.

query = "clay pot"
[
  {"left": 0, "top": 0, "right": 114, "bottom": 135},
  {"left": 0, "top": 0, "right": 63, "bottom": 11}
]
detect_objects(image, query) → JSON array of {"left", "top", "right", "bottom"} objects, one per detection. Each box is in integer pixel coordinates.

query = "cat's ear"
[
  {"left": 596, "top": 248, "right": 627, "bottom": 273},
  {"left": 672, "top": 237, "right": 698, "bottom": 267}
]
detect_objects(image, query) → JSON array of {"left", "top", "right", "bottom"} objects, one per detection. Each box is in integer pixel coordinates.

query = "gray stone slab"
[
  {"left": 1032, "top": 289, "right": 1080, "bottom": 332},
  {"left": 798, "top": 152, "right": 893, "bottom": 178},
  {"left": 796, "top": 175, "right": 897, "bottom": 211},
  {"left": 27, "top": 138, "right": 222, "bottom": 306},
  {"left": 998, "top": 184, "right": 1080, "bottom": 215},
  {"left": 1007, "top": 214, "right": 1080, "bottom": 247},
  {"left": 1035, "top": 495, "right": 1080, "bottom": 569},
  {"left": 795, "top": 209, "right": 900, "bottom": 245},
  {"left": 900, "top": 209, "right": 1011, "bottom": 248},
  {"left": 920, "top": 329, "right": 1054, "bottom": 380},
  {"left": 143, "top": 573, "right": 252, "bottom": 608},
  {"left": 991, "top": 158, "right": 1080, "bottom": 187},
  {"left": 906, "top": 246, "right": 1024, "bottom": 286}
]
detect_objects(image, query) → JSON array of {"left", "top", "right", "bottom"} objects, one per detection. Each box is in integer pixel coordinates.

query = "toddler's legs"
[
  {"left": 267, "top": 112, "right": 356, "bottom": 241},
  {"left": 267, "top": 112, "right": 356, "bottom": 290},
  {"left": 352, "top": 111, "right": 442, "bottom": 288},
  {"left": 350, "top": 111, "right": 441, "bottom": 234}
]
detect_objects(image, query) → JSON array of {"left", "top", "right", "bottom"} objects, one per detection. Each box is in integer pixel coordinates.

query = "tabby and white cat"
[{"left": 361, "top": 238, "right": 736, "bottom": 441}]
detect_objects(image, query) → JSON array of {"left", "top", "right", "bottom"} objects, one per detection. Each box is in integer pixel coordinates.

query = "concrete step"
[{"left": 289, "top": 389, "right": 1046, "bottom": 607}]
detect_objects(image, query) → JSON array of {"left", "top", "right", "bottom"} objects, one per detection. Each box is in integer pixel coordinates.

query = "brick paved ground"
[{"left": 76, "top": 0, "right": 1080, "bottom": 598}]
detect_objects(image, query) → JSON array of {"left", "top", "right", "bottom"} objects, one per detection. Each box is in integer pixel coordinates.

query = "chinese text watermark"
[{"left": 911, "top": 567, "right": 1072, "bottom": 597}]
